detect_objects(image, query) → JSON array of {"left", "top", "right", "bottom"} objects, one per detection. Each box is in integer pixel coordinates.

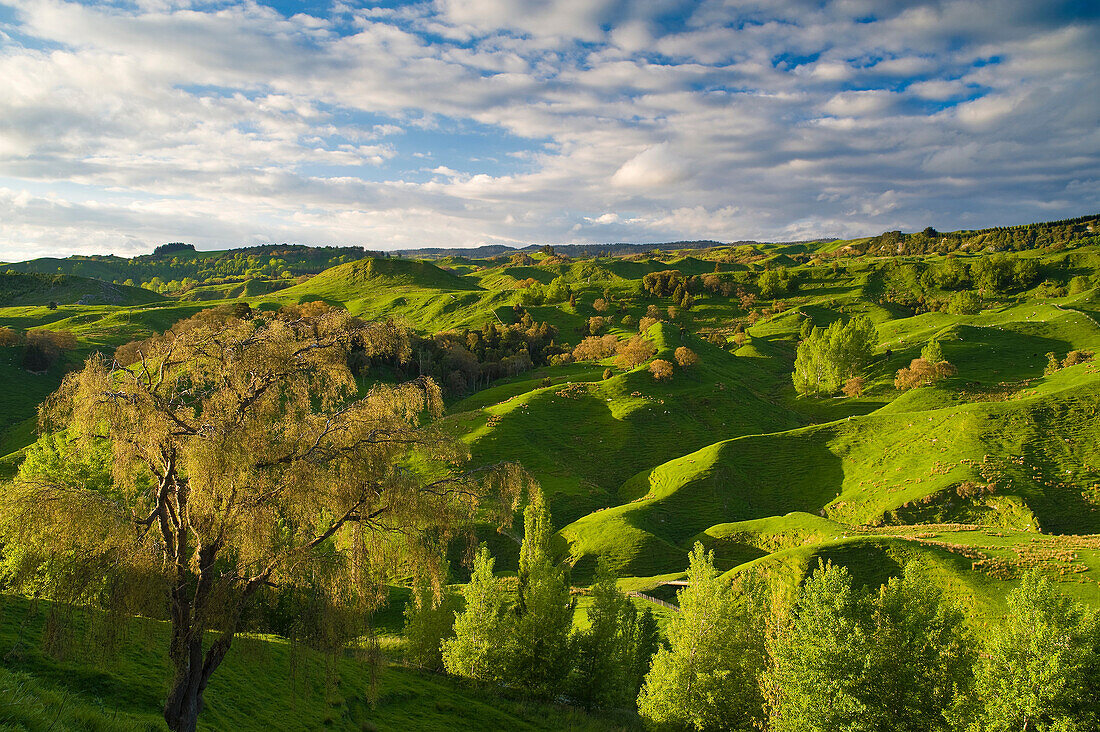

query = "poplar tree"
[
  {"left": 571, "top": 556, "right": 639, "bottom": 709},
  {"left": 403, "top": 562, "right": 460, "bottom": 671},
  {"left": 975, "top": 570, "right": 1100, "bottom": 731},
  {"left": 504, "top": 498, "right": 576, "bottom": 698},
  {"left": 637, "top": 543, "right": 767, "bottom": 731},
  {"left": 442, "top": 545, "right": 507, "bottom": 682}
]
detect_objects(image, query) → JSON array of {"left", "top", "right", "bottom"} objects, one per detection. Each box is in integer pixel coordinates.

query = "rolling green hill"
[
  {"left": 0, "top": 272, "right": 165, "bottom": 307},
  {"left": 2, "top": 215, "right": 1100, "bottom": 728}
]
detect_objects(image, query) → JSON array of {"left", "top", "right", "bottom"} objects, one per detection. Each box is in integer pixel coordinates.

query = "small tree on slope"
[
  {"left": 504, "top": 497, "right": 576, "bottom": 698},
  {"left": 637, "top": 543, "right": 768, "bottom": 731}
]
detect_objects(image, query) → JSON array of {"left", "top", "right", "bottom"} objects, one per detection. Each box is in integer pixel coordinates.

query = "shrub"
[
  {"left": 948, "top": 291, "right": 982, "bottom": 315},
  {"left": 645, "top": 305, "right": 662, "bottom": 320},
  {"left": 842, "top": 376, "right": 866, "bottom": 397},
  {"left": 587, "top": 316, "right": 608, "bottom": 336},
  {"left": 0, "top": 326, "right": 19, "bottom": 347},
  {"left": 1068, "top": 275, "right": 1092, "bottom": 295},
  {"left": 649, "top": 359, "right": 674, "bottom": 381},
  {"left": 615, "top": 336, "right": 656, "bottom": 370},
  {"left": 21, "top": 330, "right": 75, "bottom": 372},
  {"left": 1063, "top": 350, "right": 1094, "bottom": 368},
  {"left": 1044, "top": 351, "right": 1061, "bottom": 375},
  {"left": 602, "top": 368, "right": 613, "bottom": 380},
  {"left": 593, "top": 298, "right": 608, "bottom": 312},
  {"left": 573, "top": 335, "right": 620, "bottom": 362},
  {"left": 621, "top": 314, "right": 635, "bottom": 328},
  {"left": 921, "top": 338, "right": 944, "bottom": 364},
  {"left": 674, "top": 346, "right": 698, "bottom": 368},
  {"left": 895, "top": 358, "right": 956, "bottom": 390}
]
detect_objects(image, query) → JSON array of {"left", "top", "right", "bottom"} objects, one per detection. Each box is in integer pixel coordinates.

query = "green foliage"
[
  {"left": 921, "top": 338, "right": 944, "bottom": 364},
  {"left": 637, "top": 544, "right": 767, "bottom": 731},
  {"left": 757, "top": 267, "right": 794, "bottom": 299},
  {"left": 974, "top": 571, "right": 1100, "bottom": 731},
  {"left": 403, "top": 571, "right": 460, "bottom": 671},
  {"left": 792, "top": 316, "right": 877, "bottom": 396},
  {"left": 443, "top": 545, "right": 507, "bottom": 682},
  {"left": 766, "top": 561, "right": 972, "bottom": 732},
  {"left": 504, "top": 499, "right": 576, "bottom": 698},
  {"left": 971, "top": 253, "right": 1040, "bottom": 294},
  {"left": 570, "top": 557, "right": 644, "bottom": 710},
  {"left": 948, "top": 289, "right": 983, "bottom": 314}
]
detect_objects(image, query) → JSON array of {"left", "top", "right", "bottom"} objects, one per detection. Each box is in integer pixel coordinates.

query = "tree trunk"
[
  {"left": 163, "top": 636, "right": 205, "bottom": 732},
  {"left": 163, "top": 631, "right": 234, "bottom": 732}
]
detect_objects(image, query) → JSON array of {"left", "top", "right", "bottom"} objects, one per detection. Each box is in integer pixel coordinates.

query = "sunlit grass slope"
[{"left": 0, "top": 595, "right": 624, "bottom": 732}]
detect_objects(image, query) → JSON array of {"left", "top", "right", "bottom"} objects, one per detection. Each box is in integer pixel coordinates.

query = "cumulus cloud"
[
  {"left": 611, "top": 143, "right": 692, "bottom": 189},
  {"left": 0, "top": 0, "right": 1096, "bottom": 259}
]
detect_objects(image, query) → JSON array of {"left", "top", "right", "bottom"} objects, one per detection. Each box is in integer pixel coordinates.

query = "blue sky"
[{"left": 0, "top": 0, "right": 1097, "bottom": 258}]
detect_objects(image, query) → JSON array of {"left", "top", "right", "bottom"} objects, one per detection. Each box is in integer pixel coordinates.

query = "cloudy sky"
[{"left": 0, "top": 0, "right": 1097, "bottom": 259}]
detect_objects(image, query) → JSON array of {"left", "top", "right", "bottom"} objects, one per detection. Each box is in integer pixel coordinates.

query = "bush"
[
  {"left": 615, "top": 336, "right": 656, "bottom": 370},
  {"left": 21, "top": 330, "right": 75, "bottom": 372},
  {"left": 1063, "top": 350, "right": 1094, "bottom": 367},
  {"left": 1068, "top": 275, "right": 1092, "bottom": 295},
  {"left": 948, "top": 291, "right": 982, "bottom": 315},
  {"left": 895, "top": 358, "right": 956, "bottom": 390},
  {"left": 649, "top": 359, "right": 674, "bottom": 381},
  {"left": 0, "top": 326, "right": 19, "bottom": 347},
  {"left": 1044, "top": 351, "right": 1061, "bottom": 375},
  {"left": 842, "top": 376, "right": 866, "bottom": 397},
  {"left": 573, "top": 335, "right": 620, "bottom": 362},
  {"left": 593, "top": 298, "right": 608, "bottom": 312},
  {"left": 602, "top": 368, "right": 613, "bottom": 380},
  {"left": 674, "top": 346, "right": 698, "bottom": 368}
]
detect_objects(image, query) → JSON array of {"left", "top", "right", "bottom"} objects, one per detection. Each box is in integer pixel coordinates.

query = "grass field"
[{"left": 2, "top": 222, "right": 1100, "bottom": 727}]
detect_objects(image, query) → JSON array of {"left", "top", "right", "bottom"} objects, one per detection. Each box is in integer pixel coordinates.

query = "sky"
[{"left": 0, "top": 0, "right": 1097, "bottom": 260}]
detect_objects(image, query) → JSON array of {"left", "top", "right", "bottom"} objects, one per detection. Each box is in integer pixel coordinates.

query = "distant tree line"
[{"left": 857, "top": 215, "right": 1100, "bottom": 257}]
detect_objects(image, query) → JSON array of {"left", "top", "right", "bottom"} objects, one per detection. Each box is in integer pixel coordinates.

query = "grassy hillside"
[
  {"left": 2, "top": 216, "right": 1100, "bottom": 727},
  {"left": 0, "top": 272, "right": 165, "bottom": 307},
  {"left": 0, "top": 595, "right": 623, "bottom": 732}
]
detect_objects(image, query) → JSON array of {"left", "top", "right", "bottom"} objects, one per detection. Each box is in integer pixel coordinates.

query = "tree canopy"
[{"left": 0, "top": 305, "right": 528, "bottom": 732}]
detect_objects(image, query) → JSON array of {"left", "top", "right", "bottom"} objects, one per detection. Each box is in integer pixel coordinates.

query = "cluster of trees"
[
  {"left": 757, "top": 267, "right": 796, "bottom": 299},
  {"left": 895, "top": 338, "right": 958, "bottom": 390},
  {"left": 1045, "top": 349, "right": 1095, "bottom": 375},
  {"left": 351, "top": 308, "right": 563, "bottom": 397},
  {"left": 792, "top": 316, "right": 878, "bottom": 396},
  {"left": 517, "top": 276, "right": 574, "bottom": 306},
  {"left": 4, "top": 244, "right": 373, "bottom": 286},
  {"left": 639, "top": 547, "right": 1100, "bottom": 732},
  {"left": 880, "top": 255, "right": 1038, "bottom": 316},
  {"left": 642, "top": 270, "right": 695, "bottom": 309},
  {"left": 0, "top": 326, "right": 77, "bottom": 372},
  {"left": 405, "top": 500, "right": 661, "bottom": 710},
  {"left": 858, "top": 216, "right": 1099, "bottom": 256}
]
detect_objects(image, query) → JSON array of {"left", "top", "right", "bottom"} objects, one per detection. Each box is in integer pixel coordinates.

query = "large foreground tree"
[{"left": 0, "top": 305, "right": 528, "bottom": 732}]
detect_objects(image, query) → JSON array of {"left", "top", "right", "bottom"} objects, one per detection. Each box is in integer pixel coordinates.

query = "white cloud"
[
  {"left": 610, "top": 143, "right": 691, "bottom": 189},
  {"left": 0, "top": 0, "right": 1096, "bottom": 260}
]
